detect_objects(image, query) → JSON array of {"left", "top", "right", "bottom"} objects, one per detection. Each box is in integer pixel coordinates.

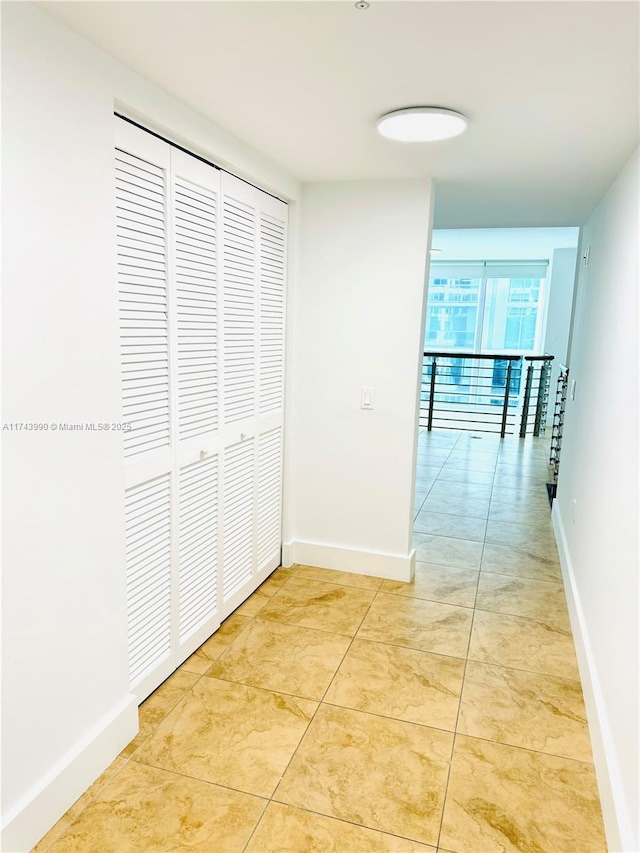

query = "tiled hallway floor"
[{"left": 34, "top": 430, "right": 607, "bottom": 852}]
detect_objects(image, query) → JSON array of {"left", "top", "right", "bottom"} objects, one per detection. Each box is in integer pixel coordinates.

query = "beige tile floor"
[{"left": 33, "top": 430, "right": 607, "bottom": 853}]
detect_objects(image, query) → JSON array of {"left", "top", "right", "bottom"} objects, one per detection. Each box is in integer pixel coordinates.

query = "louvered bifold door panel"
[
  {"left": 257, "top": 427, "right": 283, "bottom": 574},
  {"left": 169, "top": 149, "right": 221, "bottom": 662},
  {"left": 116, "top": 146, "right": 171, "bottom": 462},
  {"left": 177, "top": 455, "right": 219, "bottom": 655},
  {"left": 125, "top": 475, "right": 173, "bottom": 696},
  {"left": 221, "top": 175, "right": 256, "bottom": 429},
  {"left": 170, "top": 150, "right": 220, "bottom": 457},
  {"left": 259, "top": 212, "right": 287, "bottom": 417},
  {"left": 222, "top": 439, "right": 255, "bottom": 603},
  {"left": 255, "top": 195, "right": 288, "bottom": 578},
  {"left": 116, "top": 119, "right": 175, "bottom": 702},
  {"left": 219, "top": 179, "right": 287, "bottom": 616}
]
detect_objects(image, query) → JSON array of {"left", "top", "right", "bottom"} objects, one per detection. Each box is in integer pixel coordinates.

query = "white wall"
[
  {"left": 544, "top": 247, "right": 578, "bottom": 366},
  {"left": 552, "top": 148, "right": 639, "bottom": 853},
  {"left": 284, "top": 180, "right": 432, "bottom": 580},
  {"left": 430, "top": 226, "right": 579, "bottom": 261},
  {"left": 543, "top": 246, "right": 579, "bottom": 401},
  {"left": 1, "top": 4, "right": 300, "bottom": 851}
]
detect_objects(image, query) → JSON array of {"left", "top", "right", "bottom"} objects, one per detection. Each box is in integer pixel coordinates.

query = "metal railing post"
[
  {"left": 533, "top": 360, "right": 550, "bottom": 436},
  {"left": 500, "top": 360, "right": 512, "bottom": 438},
  {"left": 549, "top": 365, "right": 569, "bottom": 484},
  {"left": 427, "top": 357, "right": 437, "bottom": 431},
  {"left": 519, "top": 362, "right": 534, "bottom": 437}
]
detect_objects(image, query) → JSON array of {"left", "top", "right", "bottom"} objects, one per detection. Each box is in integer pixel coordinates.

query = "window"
[
  {"left": 505, "top": 307, "right": 538, "bottom": 350},
  {"left": 425, "top": 276, "right": 481, "bottom": 349},
  {"left": 426, "top": 261, "right": 548, "bottom": 355}
]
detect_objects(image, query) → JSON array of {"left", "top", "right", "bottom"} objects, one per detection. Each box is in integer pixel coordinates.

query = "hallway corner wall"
[
  {"left": 543, "top": 245, "right": 578, "bottom": 406},
  {"left": 553, "top": 146, "right": 639, "bottom": 853},
  {"left": 285, "top": 179, "right": 433, "bottom": 580}
]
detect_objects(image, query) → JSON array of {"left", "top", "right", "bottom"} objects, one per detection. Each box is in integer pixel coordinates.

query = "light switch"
[{"left": 361, "top": 387, "right": 374, "bottom": 410}]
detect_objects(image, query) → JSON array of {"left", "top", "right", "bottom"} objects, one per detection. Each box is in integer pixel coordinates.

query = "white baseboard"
[
  {"left": 1, "top": 694, "right": 138, "bottom": 853},
  {"left": 282, "top": 540, "right": 415, "bottom": 582},
  {"left": 552, "top": 504, "right": 635, "bottom": 853}
]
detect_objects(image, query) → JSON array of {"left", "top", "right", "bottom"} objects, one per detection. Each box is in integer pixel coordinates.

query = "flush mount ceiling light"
[{"left": 377, "top": 107, "right": 468, "bottom": 142}]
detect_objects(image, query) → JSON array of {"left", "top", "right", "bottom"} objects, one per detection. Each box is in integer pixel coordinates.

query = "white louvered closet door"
[
  {"left": 116, "top": 118, "right": 287, "bottom": 701},
  {"left": 169, "top": 149, "right": 222, "bottom": 662},
  {"left": 219, "top": 174, "right": 287, "bottom": 619},
  {"left": 116, "top": 121, "right": 175, "bottom": 701}
]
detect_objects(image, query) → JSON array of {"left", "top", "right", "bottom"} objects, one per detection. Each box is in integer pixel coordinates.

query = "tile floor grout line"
[
  {"left": 427, "top": 728, "right": 600, "bottom": 768},
  {"left": 376, "top": 587, "right": 476, "bottom": 611},
  {"left": 436, "top": 432, "right": 498, "bottom": 849},
  {"left": 122, "top": 668, "right": 208, "bottom": 762},
  {"left": 457, "top": 656, "right": 584, "bottom": 684},
  {"left": 318, "top": 695, "right": 460, "bottom": 738},
  {"left": 198, "top": 669, "right": 327, "bottom": 704},
  {"left": 240, "top": 799, "right": 271, "bottom": 853},
  {"left": 133, "top": 565, "right": 332, "bottom": 853},
  {"left": 433, "top": 431, "right": 590, "bottom": 850},
  {"left": 315, "top": 586, "right": 380, "bottom": 704},
  {"left": 417, "top": 435, "right": 459, "bottom": 505},
  {"left": 338, "top": 632, "right": 469, "bottom": 660},
  {"left": 241, "top": 603, "right": 378, "bottom": 639},
  {"left": 262, "top": 433, "right": 461, "bottom": 848},
  {"left": 128, "top": 754, "right": 274, "bottom": 801},
  {"left": 247, "top": 570, "right": 385, "bottom": 832},
  {"left": 260, "top": 798, "right": 442, "bottom": 850},
  {"left": 31, "top": 756, "right": 134, "bottom": 853},
  {"left": 478, "top": 568, "right": 564, "bottom": 584},
  {"left": 470, "top": 603, "right": 572, "bottom": 629},
  {"left": 45, "top": 614, "right": 270, "bottom": 853},
  {"left": 432, "top": 431, "right": 496, "bottom": 849}
]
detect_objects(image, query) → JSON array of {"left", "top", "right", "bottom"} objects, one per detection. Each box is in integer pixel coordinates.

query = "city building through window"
[
  {"left": 425, "top": 260, "right": 549, "bottom": 407},
  {"left": 426, "top": 260, "right": 548, "bottom": 354}
]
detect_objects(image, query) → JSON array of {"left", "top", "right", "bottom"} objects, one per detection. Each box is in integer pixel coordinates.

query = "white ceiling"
[
  {"left": 39, "top": 0, "right": 639, "bottom": 227},
  {"left": 432, "top": 226, "right": 580, "bottom": 260}
]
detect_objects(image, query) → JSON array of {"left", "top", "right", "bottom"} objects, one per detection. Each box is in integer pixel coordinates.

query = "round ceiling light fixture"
[{"left": 377, "top": 107, "right": 468, "bottom": 142}]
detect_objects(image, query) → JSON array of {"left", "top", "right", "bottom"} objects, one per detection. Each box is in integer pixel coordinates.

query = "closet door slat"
[
  {"left": 117, "top": 149, "right": 171, "bottom": 460},
  {"left": 259, "top": 213, "right": 286, "bottom": 416},
  {"left": 173, "top": 173, "right": 218, "bottom": 443},
  {"left": 125, "top": 475, "right": 172, "bottom": 688},
  {"left": 222, "top": 440, "right": 254, "bottom": 602},
  {"left": 178, "top": 456, "right": 218, "bottom": 644},
  {"left": 221, "top": 193, "right": 256, "bottom": 426},
  {"left": 257, "top": 427, "right": 283, "bottom": 571}
]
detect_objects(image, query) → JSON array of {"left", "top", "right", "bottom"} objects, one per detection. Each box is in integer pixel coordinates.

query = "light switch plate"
[{"left": 361, "top": 387, "right": 374, "bottom": 409}]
